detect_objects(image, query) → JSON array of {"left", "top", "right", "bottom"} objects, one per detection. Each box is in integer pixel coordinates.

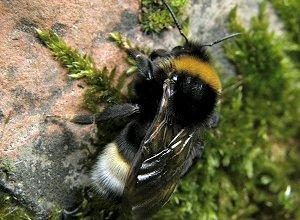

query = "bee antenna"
[
  {"left": 162, "top": 0, "right": 189, "bottom": 43},
  {"left": 202, "top": 33, "right": 241, "bottom": 47}
]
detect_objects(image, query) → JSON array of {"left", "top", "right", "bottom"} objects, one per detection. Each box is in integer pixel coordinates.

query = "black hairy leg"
[
  {"left": 180, "top": 113, "right": 219, "bottom": 177},
  {"left": 180, "top": 139, "right": 204, "bottom": 177},
  {"left": 70, "top": 103, "right": 140, "bottom": 125},
  {"left": 149, "top": 49, "right": 171, "bottom": 61},
  {"left": 116, "top": 119, "right": 151, "bottom": 162},
  {"left": 129, "top": 49, "right": 167, "bottom": 119},
  {"left": 207, "top": 112, "right": 220, "bottom": 128},
  {"left": 61, "top": 206, "right": 80, "bottom": 220},
  {"left": 133, "top": 77, "right": 163, "bottom": 120},
  {"left": 94, "top": 103, "right": 140, "bottom": 122},
  {"left": 128, "top": 49, "right": 155, "bottom": 80}
]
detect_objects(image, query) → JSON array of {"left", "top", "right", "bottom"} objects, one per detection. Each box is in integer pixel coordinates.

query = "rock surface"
[
  {"left": 0, "top": 0, "right": 141, "bottom": 217},
  {"left": 0, "top": 0, "right": 282, "bottom": 218}
]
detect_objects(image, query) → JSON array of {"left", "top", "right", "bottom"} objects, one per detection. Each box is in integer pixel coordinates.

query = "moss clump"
[
  {"left": 269, "top": 0, "right": 300, "bottom": 66},
  {"left": 110, "top": 32, "right": 151, "bottom": 55},
  {"left": 226, "top": 4, "right": 300, "bottom": 139},
  {"left": 152, "top": 3, "right": 300, "bottom": 220},
  {"left": 0, "top": 193, "right": 33, "bottom": 220},
  {"left": 0, "top": 158, "right": 16, "bottom": 175},
  {"left": 110, "top": 32, "right": 151, "bottom": 75},
  {"left": 141, "top": 0, "right": 189, "bottom": 33},
  {"left": 269, "top": 0, "right": 300, "bottom": 45},
  {"left": 36, "top": 29, "right": 127, "bottom": 112}
]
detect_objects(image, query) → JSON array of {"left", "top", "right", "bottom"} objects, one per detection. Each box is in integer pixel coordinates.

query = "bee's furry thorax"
[{"left": 171, "top": 55, "right": 221, "bottom": 93}]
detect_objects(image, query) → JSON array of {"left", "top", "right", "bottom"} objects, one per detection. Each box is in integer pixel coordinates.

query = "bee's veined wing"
[
  {"left": 121, "top": 79, "right": 195, "bottom": 218},
  {"left": 122, "top": 130, "right": 195, "bottom": 218}
]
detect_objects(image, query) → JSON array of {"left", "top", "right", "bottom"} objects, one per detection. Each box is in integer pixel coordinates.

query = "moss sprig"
[
  {"left": 0, "top": 192, "right": 32, "bottom": 220},
  {"left": 141, "top": 0, "right": 189, "bottom": 34},
  {"left": 36, "top": 29, "right": 125, "bottom": 112},
  {"left": 269, "top": 0, "right": 300, "bottom": 66}
]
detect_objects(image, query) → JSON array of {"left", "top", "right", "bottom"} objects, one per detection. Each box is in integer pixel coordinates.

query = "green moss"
[
  {"left": 225, "top": 4, "right": 300, "bottom": 139},
  {"left": 269, "top": 0, "right": 300, "bottom": 67},
  {"left": 36, "top": 30, "right": 151, "bottom": 112},
  {"left": 0, "top": 193, "right": 33, "bottom": 220},
  {"left": 36, "top": 29, "right": 127, "bottom": 112},
  {"left": 269, "top": 0, "right": 300, "bottom": 45},
  {"left": 110, "top": 32, "right": 151, "bottom": 76},
  {"left": 0, "top": 158, "right": 16, "bottom": 175},
  {"left": 49, "top": 207, "right": 63, "bottom": 220},
  {"left": 141, "top": 0, "right": 189, "bottom": 33},
  {"left": 109, "top": 32, "right": 151, "bottom": 55},
  {"left": 0, "top": 145, "right": 31, "bottom": 218},
  {"left": 152, "top": 3, "right": 300, "bottom": 220}
]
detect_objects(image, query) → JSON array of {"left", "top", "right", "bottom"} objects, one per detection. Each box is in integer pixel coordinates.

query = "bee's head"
[
  {"left": 160, "top": 0, "right": 240, "bottom": 65},
  {"left": 171, "top": 41, "right": 209, "bottom": 62}
]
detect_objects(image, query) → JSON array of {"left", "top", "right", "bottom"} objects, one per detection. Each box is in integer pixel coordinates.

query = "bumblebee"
[{"left": 72, "top": 1, "right": 239, "bottom": 218}]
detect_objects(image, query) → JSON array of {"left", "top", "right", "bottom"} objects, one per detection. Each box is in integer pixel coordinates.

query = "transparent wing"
[{"left": 121, "top": 79, "right": 196, "bottom": 218}]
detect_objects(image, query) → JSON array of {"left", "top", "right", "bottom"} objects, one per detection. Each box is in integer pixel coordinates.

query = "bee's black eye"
[
  {"left": 171, "top": 46, "right": 190, "bottom": 56},
  {"left": 180, "top": 76, "right": 204, "bottom": 97}
]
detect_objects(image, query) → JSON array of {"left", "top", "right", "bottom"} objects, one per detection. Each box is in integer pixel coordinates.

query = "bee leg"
[
  {"left": 44, "top": 114, "right": 94, "bottom": 125},
  {"left": 180, "top": 140, "right": 204, "bottom": 177},
  {"left": 61, "top": 206, "right": 80, "bottom": 220},
  {"left": 128, "top": 50, "right": 154, "bottom": 80},
  {"left": 208, "top": 112, "right": 219, "bottom": 128},
  {"left": 94, "top": 103, "right": 140, "bottom": 122},
  {"left": 149, "top": 49, "right": 170, "bottom": 60},
  {"left": 70, "top": 103, "right": 140, "bottom": 125},
  {"left": 69, "top": 115, "right": 94, "bottom": 124}
]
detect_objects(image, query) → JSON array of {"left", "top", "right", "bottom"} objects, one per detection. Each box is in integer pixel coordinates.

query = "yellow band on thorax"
[{"left": 172, "top": 56, "right": 222, "bottom": 93}]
